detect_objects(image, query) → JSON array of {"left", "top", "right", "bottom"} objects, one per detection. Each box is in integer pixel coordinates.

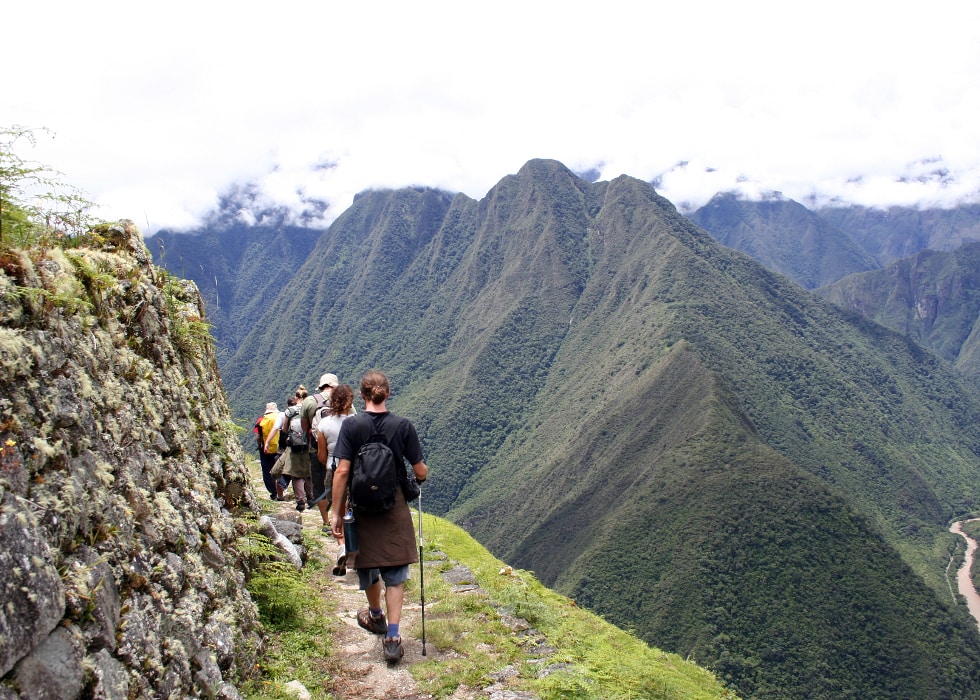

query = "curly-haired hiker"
[{"left": 316, "top": 383, "right": 356, "bottom": 575}]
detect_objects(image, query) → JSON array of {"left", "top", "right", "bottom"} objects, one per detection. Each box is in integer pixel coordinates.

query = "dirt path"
[
  {"left": 324, "top": 564, "right": 431, "bottom": 699},
  {"left": 267, "top": 492, "right": 435, "bottom": 699},
  {"left": 254, "top": 466, "right": 533, "bottom": 700},
  {"left": 260, "top": 479, "right": 452, "bottom": 699}
]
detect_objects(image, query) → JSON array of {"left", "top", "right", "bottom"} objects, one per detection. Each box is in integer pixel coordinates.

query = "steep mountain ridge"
[
  {"left": 162, "top": 160, "right": 980, "bottom": 698},
  {"left": 437, "top": 169, "right": 980, "bottom": 695}
]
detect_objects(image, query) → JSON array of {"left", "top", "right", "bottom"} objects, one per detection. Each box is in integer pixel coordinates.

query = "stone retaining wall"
[{"left": 0, "top": 223, "right": 262, "bottom": 698}]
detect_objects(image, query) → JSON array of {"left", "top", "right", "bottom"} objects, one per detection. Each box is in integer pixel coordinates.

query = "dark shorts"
[
  {"left": 309, "top": 451, "right": 329, "bottom": 500},
  {"left": 357, "top": 565, "right": 411, "bottom": 590}
]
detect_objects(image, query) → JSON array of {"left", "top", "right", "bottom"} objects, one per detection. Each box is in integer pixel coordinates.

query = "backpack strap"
[
  {"left": 309, "top": 392, "right": 328, "bottom": 443},
  {"left": 254, "top": 417, "right": 264, "bottom": 450}
]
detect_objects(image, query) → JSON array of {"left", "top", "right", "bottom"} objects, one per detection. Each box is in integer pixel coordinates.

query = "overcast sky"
[{"left": 6, "top": 1, "right": 980, "bottom": 233}]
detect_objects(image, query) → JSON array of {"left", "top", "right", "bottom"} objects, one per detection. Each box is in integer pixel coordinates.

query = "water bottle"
[{"left": 343, "top": 509, "right": 358, "bottom": 554}]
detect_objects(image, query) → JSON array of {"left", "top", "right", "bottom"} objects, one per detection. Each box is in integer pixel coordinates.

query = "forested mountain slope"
[
  {"left": 688, "top": 192, "right": 879, "bottom": 288},
  {"left": 148, "top": 220, "right": 318, "bottom": 362},
  {"left": 817, "top": 241, "right": 980, "bottom": 384},
  {"left": 164, "top": 160, "right": 980, "bottom": 699},
  {"left": 818, "top": 203, "right": 980, "bottom": 266}
]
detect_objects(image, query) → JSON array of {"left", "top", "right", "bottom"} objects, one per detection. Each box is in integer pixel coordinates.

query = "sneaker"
[
  {"left": 383, "top": 636, "right": 404, "bottom": 663},
  {"left": 356, "top": 608, "right": 387, "bottom": 635},
  {"left": 332, "top": 552, "right": 347, "bottom": 576}
]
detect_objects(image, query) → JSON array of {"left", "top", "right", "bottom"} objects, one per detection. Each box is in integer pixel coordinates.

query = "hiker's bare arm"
[
  {"left": 330, "top": 458, "right": 352, "bottom": 538},
  {"left": 317, "top": 433, "right": 328, "bottom": 464},
  {"left": 413, "top": 461, "right": 428, "bottom": 483}
]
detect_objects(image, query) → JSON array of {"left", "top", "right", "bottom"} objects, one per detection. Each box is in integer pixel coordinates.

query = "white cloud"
[{"left": 6, "top": 0, "right": 980, "bottom": 233}]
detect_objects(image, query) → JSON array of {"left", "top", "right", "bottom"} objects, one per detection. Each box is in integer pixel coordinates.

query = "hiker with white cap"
[{"left": 301, "top": 373, "right": 341, "bottom": 529}]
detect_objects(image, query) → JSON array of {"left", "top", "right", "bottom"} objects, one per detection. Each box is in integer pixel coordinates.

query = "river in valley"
[{"left": 949, "top": 519, "right": 980, "bottom": 630}]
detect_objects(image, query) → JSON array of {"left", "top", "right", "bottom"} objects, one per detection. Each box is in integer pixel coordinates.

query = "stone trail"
[{"left": 261, "top": 488, "right": 545, "bottom": 699}]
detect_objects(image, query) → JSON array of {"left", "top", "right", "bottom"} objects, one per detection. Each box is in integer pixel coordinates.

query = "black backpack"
[{"left": 348, "top": 414, "right": 400, "bottom": 513}]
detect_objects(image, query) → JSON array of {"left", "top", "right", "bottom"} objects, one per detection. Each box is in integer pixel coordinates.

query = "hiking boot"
[
  {"left": 332, "top": 552, "right": 347, "bottom": 576},
  {"left": 383, "top": 636, "right": 404, "bottom": 663},
  {"left": 296, "top": 501, "right": 306, "bottom": 512},
  {"left": 356, "top": 608, "right": 387, "bottom": 635}
]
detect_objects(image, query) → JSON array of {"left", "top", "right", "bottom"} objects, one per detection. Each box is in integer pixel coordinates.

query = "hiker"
[
  {"left": 302, "top": 373, "right": 339, "bottom": 530},
  {"left": 281, "top": 395, "right": 314, "bottom": 511},
  {"left": 255, "top": 401, "right": 282, "bottom": 500},
  {"left": 263, "top": 400, "right": 289, "bottom": 499},
  {"left": 316, "top": 384, "right": 356, "bottom": 575},
  {"left": 330, "top": 370, "right": 428, "bottom": 663}
]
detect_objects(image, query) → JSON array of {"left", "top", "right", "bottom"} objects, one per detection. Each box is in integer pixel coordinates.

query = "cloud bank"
[{"left": 7, "top": 1, "right": 980, "bottom": 232}]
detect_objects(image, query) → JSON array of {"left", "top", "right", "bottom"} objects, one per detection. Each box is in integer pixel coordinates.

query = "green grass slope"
[
  {"left": 244, "top": 504, "right": 734, "bottom": 699},
  {"left": 418, "top": 515, "right": 735, "bottom": 699}
]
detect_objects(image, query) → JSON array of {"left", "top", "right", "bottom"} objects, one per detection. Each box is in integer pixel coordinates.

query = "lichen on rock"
[{"left": 0, "top": 222, "right": 264, "bottom": 698}]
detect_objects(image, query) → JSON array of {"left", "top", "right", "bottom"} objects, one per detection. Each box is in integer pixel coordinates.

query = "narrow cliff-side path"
[
  {"left": 258, "top": 478, "right": 526, "bottom": 700},
  {"left": 270, "top": 495, "right": 435, "bottom": 699},
  {"left": 250, "top": 470, "right": 712, "bottom": 700},
  {"left": 316, "top": 548, "right": 433, "bottom": 698},
  {"left": 273, "top": 500, "right": 528, "bottom": 699}
]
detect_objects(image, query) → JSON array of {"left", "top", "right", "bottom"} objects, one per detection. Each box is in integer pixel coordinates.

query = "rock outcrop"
[{"left": 0, "top": 222, "right": 262, "bottom": 698}]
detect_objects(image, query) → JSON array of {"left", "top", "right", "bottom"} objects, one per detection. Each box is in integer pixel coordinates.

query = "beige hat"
[
  {"left": 264, "top": 402, "right": 278, "bottom": 414},
  {"left": 318, "top": 373, "right": 339, "bottom": 389}
]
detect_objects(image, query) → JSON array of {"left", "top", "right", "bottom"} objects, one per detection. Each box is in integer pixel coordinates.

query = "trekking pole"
[{"left": 417, "top": 487, "right": 427, "bottom": 656}]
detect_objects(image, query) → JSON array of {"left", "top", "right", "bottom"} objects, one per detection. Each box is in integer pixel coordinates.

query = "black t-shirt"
[{"left": 334, "top": 411, "right": 424, "bottom": 467}]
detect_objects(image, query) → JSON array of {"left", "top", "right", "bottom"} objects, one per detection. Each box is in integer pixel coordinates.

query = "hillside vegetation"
[
  {"left": 689, "top": 192, "right": 879, "bottom": 288},
  {"left": 149, "top": 220, "right": 318, "bottom": 363},
  {"left": 817, "top": 241, "right": 980, "bottom": 384},
  {"left": 159, "top": 159, "right": 980, "bottom": 699}
]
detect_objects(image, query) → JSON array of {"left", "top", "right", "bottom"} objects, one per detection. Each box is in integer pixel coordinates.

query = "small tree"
[{"left": 0, "top": 125, "right": 94, "bottom": 247}]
